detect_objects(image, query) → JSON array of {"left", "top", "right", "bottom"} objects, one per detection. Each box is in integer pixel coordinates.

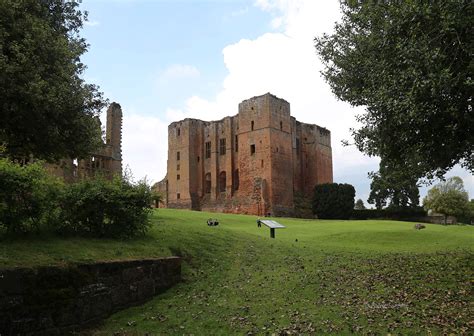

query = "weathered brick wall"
[
  {"left": 161, "top": 93, "right": 333, "bottom": 216},
  {"left": 0, "top": 257, "right": 181, "bottom": 336},
  {"left": 45, "top": 103, "right": 123, "bottom": 182}
]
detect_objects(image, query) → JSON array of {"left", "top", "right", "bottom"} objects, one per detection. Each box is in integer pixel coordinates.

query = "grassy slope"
[{"left": 1, "top": 209, "right": 473, "bottom": 334}]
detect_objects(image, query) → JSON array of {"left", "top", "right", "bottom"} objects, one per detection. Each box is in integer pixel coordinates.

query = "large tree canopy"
[
  {"left": 316, "top": 1, "right": 473, "bottom": 179},
  {"left": 423, "top": 176, "right": 470, "bottom": 222},
  {"left": 368, "top": 160, "right": 420, "bottom": 210},
  {"left": 0, "top": 0, "right": 106, "bottom": 161}
]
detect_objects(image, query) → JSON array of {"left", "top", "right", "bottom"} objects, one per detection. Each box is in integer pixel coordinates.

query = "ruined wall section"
[
  {"left": 315, "top": 125, "right": 333, "bottom": 185},
  {"left": 167, "top": 120, "right": 193, "bottom": 209},
  {"left": 234, "top": 95, "right": 273, "bottom": 215},
  {"left": 187, "top": 120, "right": 205, "bottom": 210},
  {"left": 161, "top": 93, "right": 333, "bottom": 216},
  {"left": 45, "top": 103, "right": 123, "bottom": 182},
  {"left": 268, "top": 96, "right": 294, "bottom": 216},
  {"left": 105, "top": 102, "right": 123, "bottom": 176}
]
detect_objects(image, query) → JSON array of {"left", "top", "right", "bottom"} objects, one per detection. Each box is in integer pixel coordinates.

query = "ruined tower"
[
  {"left": 45, "top": 102, "right": 123, "bottom": 181},
  {"left": 158, "top": 93, "right": 333, "bottom": 216},
  {"left": 105, "top": 102, "right": 123, "bottom": 176}
]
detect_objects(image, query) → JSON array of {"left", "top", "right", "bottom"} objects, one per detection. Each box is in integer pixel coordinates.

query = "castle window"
[
  {"left": 197, "top": 156, "right": 200, "bottom": 162},
  {"left": 205, "top": 173, "right": 211, "bottom": 193},
  {"left": 261, "top": 160, "right": 264, "bottom": 168},
  {"left": 177, "top": 164, "right": 180, "bottom": 171},
  {"left": 250, "top": 144, "right": 256, "bottom": 155},
  {"left": 233, "top": 169, "right": 239, "bottom": 191},
  {"left": 235, "top": 135, "right": 238, "bottom": 152},
  {"left": 177, "top": 193, "right": 181, "bottom": 199},
  {"left": 177, "top": 174, "right": 180, "bottom": 180},
  {"left": 177, "top": 128, "right": 180, "bottom": 136},
  {"left": 177, "top": 151, "right": 180, "bottom": 161},
  {"left": 296, "top": 138, "right": 300, "bottom": 156},
  {"left": 219, "top": 171, "right": 226, "bottom": 192},
  {"left": 251, "top": 121, "right": 254, "bottom": 131},
  {"left": 219, "top": 138, "right": 226, "bottom": 155},
  {"left": 205, "top": 142, "right": 211, "bottom": 158},
  {"left": 280, "top": 121, "right": 283, "bottom": 130}
]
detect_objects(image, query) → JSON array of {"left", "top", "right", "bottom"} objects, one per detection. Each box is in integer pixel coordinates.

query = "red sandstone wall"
[{"left": 165, "top": 93, "right": 333, "bottom": 216}]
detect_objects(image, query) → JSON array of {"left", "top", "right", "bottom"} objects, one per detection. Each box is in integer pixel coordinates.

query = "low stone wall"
[{"left": 0, "top": 257, "right": 181, "bottom": 335}]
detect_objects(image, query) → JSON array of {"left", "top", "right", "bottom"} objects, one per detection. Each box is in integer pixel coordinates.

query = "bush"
[
  {"left": 351, "top": 207, "right": 427, "bottom": 221},
  {"left": 312, "top": 183, "right": 355, "bottom": 219},
  {"left": 0, "top": 159, "right": 153, "bottom": 237},
  {"left": 0, "top": 159, "right": 62, "bottom": 234},
  {"left": 59, "top": 175, "right": 153, "bottom": 238}
]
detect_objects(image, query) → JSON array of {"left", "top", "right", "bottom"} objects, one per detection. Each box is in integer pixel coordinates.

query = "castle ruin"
[
  {"left": 156, "top": 93, "right": 333, "bottom": 216},
  {"left": 46, "top": 103, "right": 123, "bottom": 181}
]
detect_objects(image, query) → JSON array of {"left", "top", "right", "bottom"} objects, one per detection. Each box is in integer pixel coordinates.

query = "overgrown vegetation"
[
  {"left": 0, "top": 159, "right": 62, "bottom": 234},
  {"left": 0, "top": 159, "right": 152, "bottom": 238},
  {"left": 312, "top": 183, "right": 355, "bottom": 219},
  {"left": 0, "top": 0, "right": 107, "bottom": 161}
]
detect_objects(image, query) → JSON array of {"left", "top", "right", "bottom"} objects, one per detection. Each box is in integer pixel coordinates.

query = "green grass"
[{"left": 1, "top": 209, "right": 473, "bottom": 335}]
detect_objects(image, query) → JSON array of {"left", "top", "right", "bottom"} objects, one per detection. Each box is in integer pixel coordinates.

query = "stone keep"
[{"left": 157, "top": 93, "right": 333, "bottom": 216}]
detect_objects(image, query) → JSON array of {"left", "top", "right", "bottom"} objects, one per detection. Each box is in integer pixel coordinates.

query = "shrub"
[
  {"left": 0, "top": 159, "right": 62, "bottom": 234},
  {"left": 312, "top": 183, "right": 355, "bottom": 219},
  {"left": 351, "top": 207, "right": 427, "bottom": 221},
  {"left": 59, "top": 175, "right": 152, "bottom": 238}
]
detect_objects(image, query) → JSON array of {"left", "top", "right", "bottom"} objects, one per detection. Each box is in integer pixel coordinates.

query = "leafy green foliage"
[
  {"left": 0, "top": 159, "right": 152, "bottom": 237},
  {"left": 0, "top": 158, "right": 63, "bottom": 233},
  {"left": 0, "top": 0, "right": 107, "bottom": 161},
  {"left": 368, "top": 160, "right": 420, "bottom": 209},
  {"left": 354, "top": 198, "right": 365, "bottom": 210},
  {"left": 423, "top": 177, "right": 470, "bottom": 222},
  {"left": 312, "top": 183, "right": 355, "bottom": 219},
  {"left": 59, "top": 176, "right": 153, "bottom": 238},
  {"left": 315, "top": 1, "right": 474, "bottom": 179},
  {"left": 352, "top": 208, "right": 426, "bottom": 221}
]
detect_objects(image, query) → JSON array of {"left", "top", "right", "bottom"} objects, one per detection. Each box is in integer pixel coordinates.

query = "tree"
[
  {"left": 368, "top": 160, "right": 420, "bottom": 210},
  {"left": 423, "top": 177, "right": 470, "bottom": 224},
  {"left": 313, "top": 183, "right": 355, "bottom": 219},
  {"left": 0, "top": 0, "right": 107, "bottom": 161},
  {"left": 315, "top": 1, "right": 473, "bottom": 179},
  {"left": 354, "top": 198, "right": 366, "bottom": 210}
]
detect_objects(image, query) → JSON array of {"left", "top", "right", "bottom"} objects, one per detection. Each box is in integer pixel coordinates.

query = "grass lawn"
[{"left": 1, "top": 209, "right": 473, "bottom": 334}]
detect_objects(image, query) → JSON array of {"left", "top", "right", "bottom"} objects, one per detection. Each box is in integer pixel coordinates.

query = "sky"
[{"left": 79, "top": 0, "right": 473, "bottom": 206}]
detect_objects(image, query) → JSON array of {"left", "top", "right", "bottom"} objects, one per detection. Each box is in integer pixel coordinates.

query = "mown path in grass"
[{"left": 86, "top": 209, "right": 473, "bottom": 335}]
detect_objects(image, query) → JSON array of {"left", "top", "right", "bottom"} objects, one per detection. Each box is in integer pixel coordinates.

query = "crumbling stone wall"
[
  {"left": 0, "top": 257, "right": 181, "bottom": 335},
  {"left": 45, "top": 103, "right": 123, "bottom": 182},
  {"left": 160, "top": 93, "right": 333, "bottom": 216}
]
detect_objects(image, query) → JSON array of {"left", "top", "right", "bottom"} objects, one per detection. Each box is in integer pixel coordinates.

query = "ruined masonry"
[
  {"left": 46, "top": 103, "right": 123, "bottom": 181},
  {"left": 156, "top": 93, "right": 333, "bottom": 216}
]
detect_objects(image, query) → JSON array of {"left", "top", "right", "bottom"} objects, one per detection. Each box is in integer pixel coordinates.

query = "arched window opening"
[
  {"left": 251, "top": 120, "right": 254, "bottom": 131},
  {"left": 219, "top": 171, "right": 226, "bottom": 192},
  {"left": 205, "top": 173, "right": 211, "bottom": 194}
]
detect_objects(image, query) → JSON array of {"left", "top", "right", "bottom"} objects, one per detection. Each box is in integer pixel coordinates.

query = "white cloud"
[{"left": 121, "top": 111, "right": 169, "bottom": 184}]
